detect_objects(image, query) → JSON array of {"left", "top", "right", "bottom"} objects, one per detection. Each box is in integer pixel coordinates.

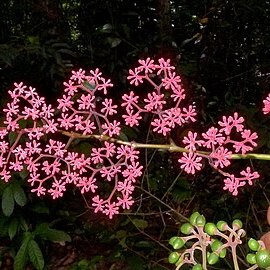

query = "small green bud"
[
  {"left": 169, "top": 236, "right": 178, "bottom": 246},
  {"left": 172, "top": 237, "right": 185, "bottom": 249},
  {"left": 232, "top": 219, "right": 243, "bottom": 229},
  {"left": 211, "top": 239, "right": 226, "bottom": 258},
  {"left": 248, "top": 238, "right": 260, "bottom": 252},
  {"left": 195, "top": 215, "right": 206, "bottom": 227},
  {"left": 168, "top": 252, "right": 180, "bottom": 264},
  {"left": 246, "top": 253, "right": 256, "bottom": 265},
  {"left": 256, "top": 249, "right": 270, "bottom": 268},
  {"left": 189, "top": 212, "right": 200, "bottom": 226},
  {"left": 204, "top": 222, "right": 217, "bottom": 235},
  {"left": 180, "top": 223, "right": 194, "bottom": 235},
  {"left": 216, "top": 220, "right": 228, "bottom": 231},
  {"left": 207, "top": 252, "right": 219, "bottom": 265},
  {"left": 192, "top": 263, "right": 203, "bottom": 270}
]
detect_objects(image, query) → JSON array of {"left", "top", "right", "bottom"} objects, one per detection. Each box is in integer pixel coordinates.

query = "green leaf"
[
  {"left": 2, "top": 186, "right": 14, "bottom": 216},
  {"left": 28, "top": 239, "right": 44, "bottom": 270},
  {"left": 31, "top": 203, "right": 50, "bottom": 214},
  {"left": 13, "top": 184, "right": 27, "bottom": 207},
  {"left": 8, "top": 217, "right": 19, "bottom": 240},
  {"left": 131, "top": 219, "right": 148, "bottom": 229},
  {"left": 35, "top": 223, "right": 71, "bottom": 243},
  {"left": 14, "top": 232, "right": 32, "bottom": 270}
]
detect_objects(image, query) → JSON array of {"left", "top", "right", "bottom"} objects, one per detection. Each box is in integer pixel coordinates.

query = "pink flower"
[
  {"left": 218, "top": 113, "right": 244, "bottom": 135},
  {"left": 182, "top": 131, "right": 204, "bottom": 151},
  {"left": 117, "top": 146, "right": 139, "bottom": 162},
  {"left": 101, "top": 98, "right": 118, "bottom": 115},
  {"left": 122, "top": 162, "right": 143, "bottom": 182},
  {"left": 144, "top": 92, "right": 166, "bottom": 111},
  {"left": 78, "top": 177, "right": 98, "bottom": 193},
  {"left": 91, "top": 148, "right": 104, "bottom": 164},
  {"left": 263, "top": 94, "right": 270, "bottom": 114},
  {"left": 103, "top": 142, "right": 116, "bottom": 157},
  {"left": 127, "top": 68, "right": 144, "bottom": 86},
  {"left": 71, "top": 68, "right": 86, "bottom": 83},
  {"left": 117, "top": 179, "right": 135, "bottom": 195},
  {"left": 151, "top": 118, "right": 170, "bottom": 136},
  {"left": 162, "top": 72, "right": 181, "bottom": 90},
  {"left": 48, "top": 180, "right": 66, "bottom": 199},
  {"left": 155, "top": 58, "right": 175, "bottom": 75},
  {"left": 57, "top": 95, "right": 74, "bottom": 112},
  {"left": 32, "top": 185, "right": 46, "bottom": 197},
  {"left": 178, "top": 152, "right": 202, "bottom": 174},
  {"left": 138, "top": 58, "right": 156, "bottom": 73},
  {"left": 97, "top": 78, "right": 113, "bottom": 94},
  {"left": 63, "top": 80, "right": 78, "bottom": 95},
  {"left": 103, "top": 202, "right": 119, "bottom": 219},
  {"left": 121, "top": 91, "right": 139, "bottom": 112},
  {"left": 92, "top": 195, "right": 105, "bottom": 213},
  {"left": 210, "top": 147, "right": 232, "bottom": 168},
  {"left": 123, "top": 111, "right": 142, "bottom": 127},
  {"left": 117, "top": 194, "right": 134, "bottom": 209},
  {"left": 102, "top": 120, "right": 121, "bottom": 136},
  {"left": 77, "top": 94, "right": 95, "bottom": 110},
  {"left": 202, "top": 127, "right": 225, "bottom": 149},
  {"left": 223, "top": 167, "right": 260, "bottom": 196}
]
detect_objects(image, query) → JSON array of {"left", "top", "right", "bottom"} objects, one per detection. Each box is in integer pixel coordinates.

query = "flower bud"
[
  {"left": 216, "top": 220, "right": 228, "bottom": 231},
  {"left": 168, "top": 252, "right": 180, "bottom": 264},
  {"left": 204, "top": 222, "right": 217, "bottom": 235},
  {"left": 248, "top": 238, "right": 260, "bottom": 252},
  {"left": 246, "top": 253, "right": 256, "bottom": 265},
  {"left": 180, "top": 223, "right": 194, "bottom": 235},
  {"left": 255, "top": 249, "right": 270, "bottom": 268},
  {"left": 189, "top": 211, "right": 200, "bottom": 226},
  {"left": 195, "top": 214, "right": 206, "bottom": 227}
]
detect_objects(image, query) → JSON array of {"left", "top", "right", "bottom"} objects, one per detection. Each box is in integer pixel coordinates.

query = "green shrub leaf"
[
  {"left": 28, "top": 239, "right": 44, "bottom": 270},
  {"left": 2, "top": 186, "right": 14, "bottom": 216},
  {"left": 8, "top": 217, "right": 19, "bottom": 240},
  {"left": 14, "top": 232, "right": 32, "bottom": 270},
  {"left": 13, "top": 184, "right": 27, "bottom": 207},
  {"left": 35, "top": 223, "right": 71, "bottom": 243}
]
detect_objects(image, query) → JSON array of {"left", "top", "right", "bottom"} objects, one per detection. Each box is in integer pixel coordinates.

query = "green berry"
[
  {"left": 211, "top": 239, "right": 226, "bottom": 258},
  {"left": 256, "top": 249, "right": 270, "bottom": 268},
  {"left": 204, "top": 222, "right": 217, "bottom": 235},
  {"left": 232, "top": 219, "right": 243, "bottom": 229},
  {"left": 168, "top": 252, "right": 180, "bottom": 264},
  {"left": 189, "top": 212, "right": 200, "bottom": 226},
  {"left": 246, "top": 253, "right": 256, "bottom": 265},
  {"left": 211, "top": 239, "right": 222, "bottom": 252},
  {"left": 196, "top": 214, "right": 206, "bottom": 227},
  {"left": 180, "top": 223, "right": 194, "bottom": 235},
  {"left": 207, "top": 252, "right": 219, "bottom": 265},
  {"left": 248, "top": 238, "right": 260, "bottom": 252},
  {"left": 169, "top": 236, "right": 178, "bottom": 246},
  {"left": 219, "top": 248, "right": 227, "bottom": 258},
  {"left": 192, "top": 263, "right": 203, "bottom": 270},
  {"left": 171, "top": 237, "right": 185, "bottom": 249},
  {"left": 216, "top": 221, "right": 228, "bottom": 231}
]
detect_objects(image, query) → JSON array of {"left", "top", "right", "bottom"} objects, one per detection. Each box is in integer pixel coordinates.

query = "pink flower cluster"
[
  {"left": 179, "top": 112, "right": 259, "bottom": 195},
  {"left": 0, "top": 72, "right": 143, "bottom": 218},
  {"left": 123, "top": 58, "right": 196, "bottom": 135},
  {"left": 0, "top": 58, "right": 266, "bottom": 218}
]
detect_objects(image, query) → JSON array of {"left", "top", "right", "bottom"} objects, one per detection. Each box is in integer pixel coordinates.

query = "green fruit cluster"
[
  {"left": 168, "top": 213, "right": 247, "bottom": 268},
  {"left": 246, "top": 238, "right": 270, "bottom": 269}
]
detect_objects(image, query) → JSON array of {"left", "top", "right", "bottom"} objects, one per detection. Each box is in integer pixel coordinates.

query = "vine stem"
[{"left": 61, "top": 131, "right": 270, "bottom": 161}]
